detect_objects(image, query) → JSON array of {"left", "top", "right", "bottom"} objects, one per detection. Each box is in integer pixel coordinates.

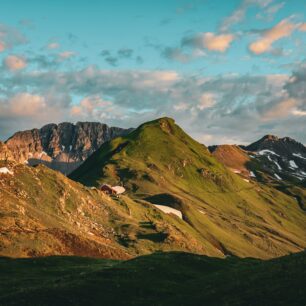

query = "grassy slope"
[
  {"left": 0, "top": 160, "right": 208, "bottom": 258},
  {"left": 71, "top": 118, "right": 306, "bottom": 259},
  {"left": 0, "top": 251, "right": 305, "bottom": 306}
]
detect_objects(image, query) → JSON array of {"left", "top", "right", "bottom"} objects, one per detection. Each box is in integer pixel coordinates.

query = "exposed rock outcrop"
[{"left": 5, "top": 122, "right": 132, "bottom": 174}]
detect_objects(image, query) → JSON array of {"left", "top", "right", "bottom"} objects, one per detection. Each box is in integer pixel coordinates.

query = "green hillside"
[
  {"left": 0, "top": 159, "right": 210, "bottom": 258},
  {"left": 70, "top": 117, "right": 306, "bottom": 259},
  {"left": 0, "top": 251, "right": 305, "bottom": 306}
]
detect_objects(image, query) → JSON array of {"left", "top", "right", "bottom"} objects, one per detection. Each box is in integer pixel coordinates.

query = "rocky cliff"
[{"left": 5, "top": 122, "right": 132, "bottom": 174}]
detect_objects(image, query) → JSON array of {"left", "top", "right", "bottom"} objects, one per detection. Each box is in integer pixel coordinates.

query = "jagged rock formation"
[
  {"left": 0, "top": 142, "right": 14, "bottom": 161},
  {"left": 5, "top": 122, "right": 132, "bottom": 175}
]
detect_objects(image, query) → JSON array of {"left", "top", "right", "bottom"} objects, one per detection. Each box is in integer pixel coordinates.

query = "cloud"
[
  {"left": 0, "top": 93, "right": 46, "bottom": 117},
  {"left": 3, "top": 55, "right": 27, "bottom": 70},
  {"left": 201, "top": 33, "right": 235, "bottom": 52},
  {"left": 0, "top": 23, "right": 27, "bottom": 52},
  {"left": 117, "top": 48, "right": 133, "bottom": 58},
  {"left": 256, "top": 2, "right": 285, "bottom": 21},
  {"left": 58, "top": 51, "right": 75, "bottom": 60},
  {"left": 47, "top": 42, "right": 60, "bottom": 49},
  {"left": 0, "top": 66, "right": 305, "bottom": 144},
  {"left": 104, "top": 56, "right": 118, "bottom": 66},
  {"left": 299, "top": 23, "right": 306, "bottom": 32},
  {"left": 0, "top": 41, "right": 5, "bottom": 52},
  {"left": 100, "top": 48, "right": 137, "bottom": 66},
  {"left": 220, "top": 0, "right": 273, "bottom": 32},
  {"left": 181, "top": 32, "right": 235, "bottom": 54},
  {"left": 249, "top": 18, "right": 296, "bottom": 54},
  {"left": 262, "top": 97, "right": 297, "bottom": 119},
  {"left": 197, "top": 93, "right": 217, "bottom": 110},
  {"left": 70, "top": 95, "right": 115, "bottom": 120},
  {"left": 292, "top": 109, "right": 306, "bottom": 116}
]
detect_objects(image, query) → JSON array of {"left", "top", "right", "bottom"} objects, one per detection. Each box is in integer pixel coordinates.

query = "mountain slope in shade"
[
  {"left": 5, "top": 122, "right": 132, "bottom": 175},
  {"left": 70, "top": 118, "right": 306, "bottom": 259},
  {"left": 244, "top": 134, "right": 306, "bottom": 157},
  {"left": 0, "top": 160, "right": 208, "bottom": 259},
  {"left": 1, "top": 251, "right": 305, "bottom": 306}
]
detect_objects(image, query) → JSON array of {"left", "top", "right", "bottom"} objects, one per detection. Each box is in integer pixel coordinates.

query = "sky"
[{"left": 0, "top": 0, "right": 306, "bottom": 145}]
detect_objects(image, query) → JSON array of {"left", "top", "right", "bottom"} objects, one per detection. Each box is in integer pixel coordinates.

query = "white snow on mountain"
[
  {"left": 273, "top": 161, "right": 282, "bottom": 170},
  {"left": 289, "top": 160, "right": 298, "bottom": 169},
  {"left": 274, "top": 173, "right": 282, "bottom": 180},
  {"left": 0, "top": 167, "right": 13, "bottom": 175},
  {"left": 292, "top": 153, "right": 306, "bottom": 160},
  {"left": 258, "top": 150, "right": 280, "bottom": 157}
]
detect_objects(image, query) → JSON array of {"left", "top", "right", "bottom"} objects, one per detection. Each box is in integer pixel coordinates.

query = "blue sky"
[{"left": 0, "top": 0, "right": 306, "bottom": 144}]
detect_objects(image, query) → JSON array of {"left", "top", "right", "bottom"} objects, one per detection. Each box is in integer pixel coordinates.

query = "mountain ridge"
[
  {"left": 4, "top": 121, "right": 133, "bottom": 175},
  {"left": 70, "top": 117, "right": 306, "bottom": 258}
]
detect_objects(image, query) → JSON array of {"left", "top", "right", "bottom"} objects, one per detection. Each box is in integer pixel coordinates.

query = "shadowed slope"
[{"left": 0, "top": 251, "right": 305, "bottom": 306}]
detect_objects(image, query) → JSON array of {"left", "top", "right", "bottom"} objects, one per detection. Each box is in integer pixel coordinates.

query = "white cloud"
[
  {"left": 58, "top": 51, "right": 75, "bottom": 60},
  {"left": 47, "top": 42, "right": 60, "bottom": 49},
  {"left": 292, "top": 109, "right": 306, "bottom": 116},
  {"left": 0, "top": 41, "right": 5, "bottom": 52},
  {"left": 3, "top": 55, "right": 27, "bottom": 70},
  {"left": 220, "top": 0, "right": 273, "bottom": 32},
  {"left": 198, "top": 93, "right": 217, "bottom": 110},
  {"left": 202, "top": 33, "right": 235, "bottom": 52},
  {"left": 0, "top": 23, "right": 27, "bottom": 52},
  {"left": 249, "top": 18, "right": 296, "bottom": 55},
  {"left": 0, "top": 67, "right": 305, "bottom": 145},
  {"left": 1, "top": 93, "right": 46, "bottom": 117},
  {"left": 182, "top": 32, "right": 235, "bottom": 53},
  {"left": 299, "top": 23, "right": 306, "bottom": 32}
]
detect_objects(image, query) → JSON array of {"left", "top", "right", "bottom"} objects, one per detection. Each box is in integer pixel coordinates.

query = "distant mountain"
[
  {"left": 210, "top": 135, "right": 306, "bottom": 210},
  {"left": 244, "top": 135, "right": 306, "bottom": 158},
  {"left": 5, "top": 122, "right": 132, "bottom": 175},
  {"left": 70, "top": 118, "right": 306, "bottom": 258}
]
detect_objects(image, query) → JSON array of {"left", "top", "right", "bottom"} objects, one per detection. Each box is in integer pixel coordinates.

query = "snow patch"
[
  {"left": 273, "top": 161, "right": 282, "bottom": 170},
  {"left": 250, "top": 171, "right": 256, "bottom": 177},
  {"left": 274, "top": 173, "right": 282, "bottom": 180},
  {"left": 153, "top": 205, "right": 183, "bottom": 219},
  {"left": 69, "top": 145, "right": 72, "bottom": 151},
  {"left": 0, "top": 167, "right": 13, "bottom": 175},
  {"left": 61, "top": 145, "right": 65, "bottom": 151},
  {"left": 289, "top": 160, "right": 298, "bottom": 169},
  {"left": 112, "top": 186, "right": 126, "bottom": 195},
  {"left": 292, "top": 153, "right": 306, "bottom": 160},
  {"left": 258, "top": 150, "right": 280, "bottom": 157}
]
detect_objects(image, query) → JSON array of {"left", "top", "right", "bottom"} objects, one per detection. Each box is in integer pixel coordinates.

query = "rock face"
[
  {"left": 5, "top": 122, "right": 132, "bottom": 175},
  {"left": 0, "top": 142, "right": 14, "bottom": 161}
]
